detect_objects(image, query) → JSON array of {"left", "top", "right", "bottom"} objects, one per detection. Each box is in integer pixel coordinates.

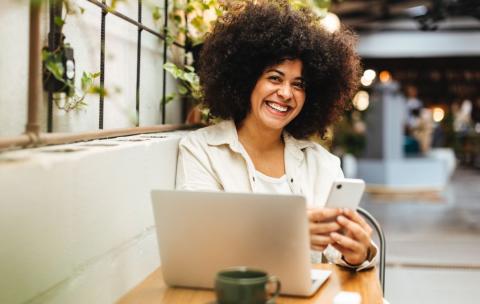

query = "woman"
[{"left": 176, "top": 0, "right": 376, "bottom": 269}]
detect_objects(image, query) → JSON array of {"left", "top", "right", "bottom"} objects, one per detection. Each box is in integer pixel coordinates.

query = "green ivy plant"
[
  {"left": 43, "top": 50, "right": 103, "bottom": 113},
  {"left": 40, "top": 0, "right": 107, "bottom": 112},
  {"left": 162, "top": 62, "right": 202, "bottom": 101}
]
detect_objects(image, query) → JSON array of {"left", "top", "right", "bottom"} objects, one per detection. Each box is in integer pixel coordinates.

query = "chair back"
[{"left": 357, "top": 207, "right": 386, "bottom": 295}]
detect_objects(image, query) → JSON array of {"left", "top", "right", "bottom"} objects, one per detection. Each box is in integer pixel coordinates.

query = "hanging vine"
[{"left": 41, "top": 0, "right": 108, "bottom": 112}]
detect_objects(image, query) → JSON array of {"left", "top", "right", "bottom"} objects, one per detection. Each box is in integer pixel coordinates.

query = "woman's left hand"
[{"left": 330, "top": 208, "right": 373, "bottom": 266}]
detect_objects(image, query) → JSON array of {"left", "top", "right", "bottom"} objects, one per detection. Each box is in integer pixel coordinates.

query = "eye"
[
  {"left": 293, "top": 81, "right": 305, "bottom": 90},
  {"left": 267, "top": 75, "right": 282, "bottom": 82}
]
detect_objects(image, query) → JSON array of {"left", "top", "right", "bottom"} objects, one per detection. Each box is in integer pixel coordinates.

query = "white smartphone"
[{"left": 324, "top": 178, "right": 365, "bottom": 209}]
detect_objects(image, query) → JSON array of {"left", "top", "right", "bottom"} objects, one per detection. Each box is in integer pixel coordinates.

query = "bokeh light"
[
  {"left": 352, "top": 91, "right": 370, "bottom": 111},
  {"left": 361, "top": 76, "right": 373, "bottom": 87},
  {"left": 364, "top": 69, "right": 376, "bottom": 81},
  {"left": 320, "top": 12, "right": 341, "bottom": 33},
  {"left": 432, "top": 107, "right": 445, "bottom": 122},
  {"left": 379, "top": 70, "right": 391, "bottom": 83}
]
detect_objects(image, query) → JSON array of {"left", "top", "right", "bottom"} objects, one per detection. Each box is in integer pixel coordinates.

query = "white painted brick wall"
[{"left": 0, "top": 132, "right": 185, "bottom": 304}]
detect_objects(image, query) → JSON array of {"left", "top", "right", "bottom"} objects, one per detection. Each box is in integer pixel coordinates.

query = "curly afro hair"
[{"left": 197, "top": 0, "right": 361, "bottom": 139}]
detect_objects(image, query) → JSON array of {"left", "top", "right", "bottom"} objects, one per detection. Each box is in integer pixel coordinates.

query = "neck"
[{"left": 236, "top": 118, "right": 284, "bottom": 152}]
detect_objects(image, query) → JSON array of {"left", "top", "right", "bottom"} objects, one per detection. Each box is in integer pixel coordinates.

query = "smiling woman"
[
  {"left": 176, "top": 0, "right": 377, "bottom": 270},
  {"left": 246, "top": 60, "right": 306, "bottom": 137},
  {"left": 197, "top": 0, "right": 360, "bottom": 139}
]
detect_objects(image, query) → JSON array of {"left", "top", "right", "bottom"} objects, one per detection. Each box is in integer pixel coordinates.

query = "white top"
[
  {"left": 176, "top": 120, "right": 377, "bottom": 271},
  {"left": 176, "top": 120, "right": 344, "bottom": 207},
  {"left": 254, "top": 171, "right": 292, "bottom": 194}
]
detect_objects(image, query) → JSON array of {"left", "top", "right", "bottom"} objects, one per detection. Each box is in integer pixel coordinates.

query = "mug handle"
[{"left": 266, "top": 275, "right": 281, "bottom": 304}]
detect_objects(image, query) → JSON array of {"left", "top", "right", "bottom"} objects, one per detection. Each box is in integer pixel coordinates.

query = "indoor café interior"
[{"left": 1, "top": 0, "right": 479, "bottom": 303}]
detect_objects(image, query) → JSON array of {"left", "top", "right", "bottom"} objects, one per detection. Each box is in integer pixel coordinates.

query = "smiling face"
[{"left": 244, "top": 59, "right": 306, "bottom": 133}]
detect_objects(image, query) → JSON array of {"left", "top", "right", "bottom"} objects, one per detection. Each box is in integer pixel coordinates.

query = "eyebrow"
[{"left": 265, "top": 68, "right": 304, "bottom": 80}]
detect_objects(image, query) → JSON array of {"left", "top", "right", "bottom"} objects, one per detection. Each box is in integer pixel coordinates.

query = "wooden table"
[{"left": 117, "top": 264, "right": 383, "bottom": 304}]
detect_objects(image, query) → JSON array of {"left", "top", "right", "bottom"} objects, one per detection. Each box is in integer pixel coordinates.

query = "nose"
[{"left": 277, "top": 83, "right": 293, "bottom": 100}]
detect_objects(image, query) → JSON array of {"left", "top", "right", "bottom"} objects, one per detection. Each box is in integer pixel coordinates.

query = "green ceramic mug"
[{"left": 215, "top": 267, "right": 281, "bottom": 304}]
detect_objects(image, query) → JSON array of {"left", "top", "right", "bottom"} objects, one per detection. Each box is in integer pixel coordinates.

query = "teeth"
[{"left": 267, "top": 102, "right": 288, "bottom": 112}]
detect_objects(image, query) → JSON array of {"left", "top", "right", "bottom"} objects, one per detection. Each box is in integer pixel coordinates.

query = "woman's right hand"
[{"left": 307, "top": 208, "right": 343, "bottom": 251}]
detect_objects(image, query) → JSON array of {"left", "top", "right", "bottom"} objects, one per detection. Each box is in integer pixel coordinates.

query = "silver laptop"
[{"left": 151, "top": 190, "right": 331, "bottom": 296}]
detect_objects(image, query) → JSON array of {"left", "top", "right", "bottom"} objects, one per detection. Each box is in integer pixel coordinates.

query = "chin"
[{"left": 261, "top": 117, "right": 290, "bottom": 131}]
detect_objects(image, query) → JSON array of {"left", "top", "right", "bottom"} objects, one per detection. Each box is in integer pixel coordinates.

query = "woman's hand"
[
  {"left": 330, "top": 208, "right": 373, "bottom": 266},
  {"left": 307, "top": 208, "right": 343, "bottom": 251}
]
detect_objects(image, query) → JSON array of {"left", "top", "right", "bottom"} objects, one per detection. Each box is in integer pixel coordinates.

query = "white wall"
[
  {"left": 0, "top": 0, "right": 182, "bottom": 137},
  {"left": 0, "top": 0, "right": 30, "bottom": 137},
  {"left": 0, "top": 132, "right": 185, "bottom": 304},
  {"left": 0, "top": 2, "right": 183, "bottom": 303}
]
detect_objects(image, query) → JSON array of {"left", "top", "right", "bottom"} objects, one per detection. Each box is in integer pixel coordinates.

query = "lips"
[{"left": 266, "top": 101, "right": 290, "bottom": 113}]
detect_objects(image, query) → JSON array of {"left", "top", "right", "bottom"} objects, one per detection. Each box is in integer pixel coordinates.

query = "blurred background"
[{"left": 328, "top": 1, "right": 480, "bottom": 303}]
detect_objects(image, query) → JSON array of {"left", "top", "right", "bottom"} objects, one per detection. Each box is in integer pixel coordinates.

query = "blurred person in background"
[
  {"left": 471, "top": 97, "right": 480, "bottom": 131},
  {"left": 403, "top": 85, "right": 434, "bottom": 155},
  {"left": 453, "top": 99, "right": 473, "bottom": 133},
  {"left": 405, "top": 85, "right": 423, "bottom": 131}
]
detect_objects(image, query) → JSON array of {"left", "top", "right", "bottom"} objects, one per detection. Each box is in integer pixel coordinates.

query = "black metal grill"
[{"left": 47, "top": 0, "right": 184, "bottom": 131}]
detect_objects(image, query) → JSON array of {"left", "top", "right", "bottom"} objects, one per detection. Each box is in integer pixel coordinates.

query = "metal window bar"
[
  {"left": 135, "top": 0, "right": 142, "bottom": 127},
  {"left": 46, "top": 0, "right": 185, "bottom": 131},
  {"left": 47, "top": 0, "right": 61, "bottom": 132},
  {"left": 161, "top": 0, "right": 168, "bottom": 124},
  {"left": 99, "top": 0, "right": 106, "bottom": 129}
]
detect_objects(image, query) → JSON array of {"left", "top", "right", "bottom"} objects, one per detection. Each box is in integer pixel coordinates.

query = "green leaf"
[
  {"left": 31, "top": 0, "right": 43, "bottom": 8},
  {"left": 81, "top": 71, "right": 93, "bottom": 92},
  {"left": 162, "top": 93, "right": 176, "bottom": 105},
  {"left": 185, "top": 3, "right": 195, "bottom": 14},
  {"left": 184, "top": 72, "right": 196, "bottom": 84},
  {"left": 289, "top": 0, "right": 309, "bottom": 10},
  {"left": 110, "top": 0, "right": 118, "bottom": 10},
  {"left": 191, "top": 16, "right": 206, "bottom": 32},
  {"left": 45, "top": 60, "right": 65, "bottom": 81},
  {"left": 184, "top": 65, "right": 195, "bottom": 72},
  {"left": 163, "top": 62, "right": 177, "bottom": 74},
  {"left": 173, "top": 14, "right": 182, "bottom": 24},
  {"left": 54, "top": 16, "right": 65, "bottom": 26},
  {"left": 313, "top": 0, "right": 331, "bottom": 9},
  {"left": 41, "top": 49, "right": 50, "bottom": 61},
  {"left": 152, "top": 6, "right": 161, "bottom": 21},
  {"left": 162, "top": 28, "right": 175, "bottom": 46},
  {"left": 178, "top": 85, "right": 188, "bottom": 95},
  {"left": 89, "top": 85, "right": 108, "bottom": 97},
  {"left": 163, "top": 62, "right": 182, "bottom": 79}
]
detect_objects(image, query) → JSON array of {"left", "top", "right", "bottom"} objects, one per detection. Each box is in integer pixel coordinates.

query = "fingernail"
[{"left": 337, "top": 215, "right": 345, "bottom": 222}]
